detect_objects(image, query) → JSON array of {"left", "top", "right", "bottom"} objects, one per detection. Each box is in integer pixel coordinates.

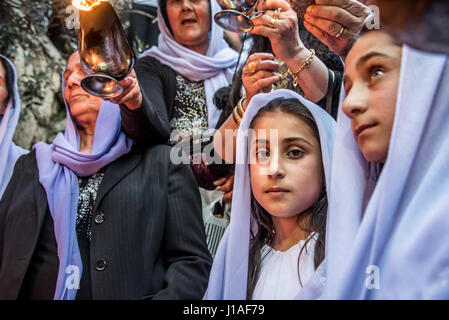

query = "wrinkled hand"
[
  {"left": 104, "top": 69, "right": 143, "bottom": 110},
  {"left": 303, "top": 0, "right": 372, "bottom": 59},
  {"left": 213, "top": 174, "right": 235, "bottom": 203},
  {"left": 251, "top": 0, "right": 305, "bottom": 63},
  {"left": 242, "top": 53, "right": 281, "bottom": 109}
]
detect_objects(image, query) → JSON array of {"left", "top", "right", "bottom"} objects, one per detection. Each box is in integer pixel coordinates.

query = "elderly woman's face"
[
  {"left": 63, "top": 52, "right": 102, "bottom": 128},
  {"left": 166, "top": 0, "right": 211, "bottom": 52},
  {"left": 342, "top": 31, "right": 402, "bottom": 163},
  {"left": 0, "top": 60, "right": 8, "bottom": 115}
]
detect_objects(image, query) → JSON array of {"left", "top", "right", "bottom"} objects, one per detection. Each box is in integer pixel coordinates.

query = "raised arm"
[{"left": 106, "top": 58, "right": 172, "bottom": 146}]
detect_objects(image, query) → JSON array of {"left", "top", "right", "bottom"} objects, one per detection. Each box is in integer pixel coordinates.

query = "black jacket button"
[
  {"left": 94, "top": 213, "right": 105, "bottom": 224},
  {"left": 96, "top": 259, "right": 107, "bottom": 271}
]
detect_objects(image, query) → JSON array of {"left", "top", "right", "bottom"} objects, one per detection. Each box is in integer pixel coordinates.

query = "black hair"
[
  {"left": 158, "top": 0, "right": 173, "bottom": 34},
  {"left": 246, "top": 97, "right": 327, "bottom": 299},
  {"left": 1, "top": 57, "right": 15, "bottom": 106}
]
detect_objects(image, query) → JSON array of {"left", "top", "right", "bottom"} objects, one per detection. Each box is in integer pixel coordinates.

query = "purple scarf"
[{"left": 33, "top": 79, "right": 133, "bottom": 300}]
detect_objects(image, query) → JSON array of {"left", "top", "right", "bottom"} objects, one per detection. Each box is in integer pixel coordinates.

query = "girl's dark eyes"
[
  {"left": 368, "top": 66, "right": 385, "bottom": 82},
  {"left": 287, "top": 149, "right": 304, "bottom": 158},
  {"left": 256, "top": 150, "right": 270, "bottom": 160}
]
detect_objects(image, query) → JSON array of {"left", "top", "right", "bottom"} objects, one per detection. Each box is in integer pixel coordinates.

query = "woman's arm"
[
  {"left": 107, "top": 58, "right": 172, "bottom": 146},
  {"left": 251, "top": 0, "right": 330, "bottom": 102}
]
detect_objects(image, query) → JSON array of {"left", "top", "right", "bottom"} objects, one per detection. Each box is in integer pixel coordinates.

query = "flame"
[{"left": 72, "top": 0, "right": 107, "bottom": 11}]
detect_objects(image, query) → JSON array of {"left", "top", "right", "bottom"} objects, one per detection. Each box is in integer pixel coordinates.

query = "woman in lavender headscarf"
[
  {"left": 0, "top": 51, "right": 212, "bottom": 300},
  {"left": 0, "top": 55, "right": 28, "bottom": 198}
]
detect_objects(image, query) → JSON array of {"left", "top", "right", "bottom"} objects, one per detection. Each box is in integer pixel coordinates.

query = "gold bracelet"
[
  {"left": 287, "top": 49, "right": 315, "bottom": 88},
  {"left": 232, "top": 106, "right": 242, "bottom": 126},
  {"left": 236, "top": 97, "right": 246, "bottom": 118}
]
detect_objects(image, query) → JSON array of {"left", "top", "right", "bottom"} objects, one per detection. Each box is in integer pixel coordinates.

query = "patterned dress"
[{"left": 169, "top": 74, "right": 230, "bottom": 258}]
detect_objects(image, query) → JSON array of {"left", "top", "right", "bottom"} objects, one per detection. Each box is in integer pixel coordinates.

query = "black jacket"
[{"left": 0, "top": 145, "right": 212, "bottom": 300}]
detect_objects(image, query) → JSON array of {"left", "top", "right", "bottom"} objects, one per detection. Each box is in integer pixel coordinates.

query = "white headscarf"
[
  {"left": 323, "top": 45, "right": 449, "bottom": 299},
  {"left": 140, "top": 0, "right": 239, "bottom": 129},
  {"left": 204, "top": 89, "right": 336, "bottom": 299}
]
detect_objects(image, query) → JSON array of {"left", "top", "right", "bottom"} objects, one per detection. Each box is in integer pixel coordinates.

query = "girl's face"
[
  {"left": 166, "top": 0, "right": 211, "bottom": 53},
  {"left": 342, "top": 31, "right": 402, "bottom": 163},
  {"left": 249, "top": 111, "right": 324, "bottom": 218},
  {"left": 0, "top": 60, "right": 8, "bottom": 115}
]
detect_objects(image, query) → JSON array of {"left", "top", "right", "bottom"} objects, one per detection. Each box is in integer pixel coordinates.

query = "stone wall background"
[{"left": 0, "top": 0, "right": 149, "bottom": 149}]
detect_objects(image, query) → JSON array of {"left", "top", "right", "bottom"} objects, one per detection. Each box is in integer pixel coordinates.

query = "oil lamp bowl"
[
  {"left": 78, "top": 1, "right": 136, "bottom": 98},
  {"left": 214, "top": 0, "right": 263, "bottom": 33}
]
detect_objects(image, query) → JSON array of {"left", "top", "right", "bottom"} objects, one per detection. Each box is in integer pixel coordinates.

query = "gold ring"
[
  {"left": 251, "top": 73, "right": 257, "bottom": 82},
  {"left": 269, "top": 18, "right": 276, "bottom": 29},
  {"left": 272, "top": 8, "right": 281, "bottom": 20},
  {"left": 244, "top": 60, "right": 259, "bottom": 74},
  {"left": 336, "top": 25, "right": 346, "bottom": 39}
]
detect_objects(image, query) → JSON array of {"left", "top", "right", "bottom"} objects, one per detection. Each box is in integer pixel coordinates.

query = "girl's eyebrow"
[
  {"left": 253, "top": 137, "right": 312, "bottom": 145},
  {"left": 344, "top": 52, "right": 392, "bottom": 89},
  {"left": 356, "top": 51, "right": 390, "bottom": 70},
  {"left": 254, "top": 139, "right": 269, "bottom": 145},
  {"left": 284, "top": 137, "right": 312, "bottom": 146}
]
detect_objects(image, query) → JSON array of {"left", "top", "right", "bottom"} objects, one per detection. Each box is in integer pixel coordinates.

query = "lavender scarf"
[
  {"left": 204, "top": 89, "right": 336, "bottom": 299},
  {"left": 0, "top": 55, "right": 28, "bottom": 198},
  {"left": 33, "top": 79, "right": 133, "bottom": 300},
  {"left": 140, "top": 0, "right": 239, "bottom": 129}
]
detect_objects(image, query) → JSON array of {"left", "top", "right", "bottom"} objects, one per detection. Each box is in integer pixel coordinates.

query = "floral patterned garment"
[
  {"left": 169, "top": 74, "right": 231, "bottom": 191},
  {"left": 169, "top": 74, "right": 211, "bottom": 147},
  {"left": 76, "top": 173, "right": 105, "bottom": 241}
]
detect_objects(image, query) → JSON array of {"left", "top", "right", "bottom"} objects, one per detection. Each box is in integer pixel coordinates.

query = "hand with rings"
[
  {"left": 241, "top": 52, "right": 281, "bottom": 109},
  {"left": 250, "top": 0, "right": 306, "bottom": 63},
  {"left": 302, "top": 0, "right": 372, "bottom": 59},
  {"left": 268, "top": 7, "right": 281, "bottom": 28}
]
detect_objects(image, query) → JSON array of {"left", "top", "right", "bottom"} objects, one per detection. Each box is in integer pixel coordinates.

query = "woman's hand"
[
  {"left": 242, "top": 52, "right": 281, "bottom": 109},
  {"left": 213, "top": 174, "right": 235, "bottom": 203},
  {"left": 251, "top": 0, "right": 305, "bottom": 63},
  {"left": 302, "top": 0, "right": 372, "bottom": 59},
  {"left": 105, "top": 69, "right": 143, "bottom": 110}
]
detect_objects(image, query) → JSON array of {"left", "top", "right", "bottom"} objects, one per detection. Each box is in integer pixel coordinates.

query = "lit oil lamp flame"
[{"left": 72, "top": 0, "right": 107, "bottom": 11}]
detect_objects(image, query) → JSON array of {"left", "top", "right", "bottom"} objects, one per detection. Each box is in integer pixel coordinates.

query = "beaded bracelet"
[{"left": 287, "top": 49, "right": 315, "bottom": 88}]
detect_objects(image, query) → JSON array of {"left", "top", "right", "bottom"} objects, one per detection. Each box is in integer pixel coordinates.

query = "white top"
[{"left": 252, "top": 235, "right": 318, "bottom": 300}]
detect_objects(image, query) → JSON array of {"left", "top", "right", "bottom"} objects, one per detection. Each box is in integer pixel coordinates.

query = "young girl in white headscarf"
[
  {"left": 322, "top": 29, "right": 449, "bottom": 299},
  {"left": 204, "top": 89, "right": 335, "bottom": 299}
]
